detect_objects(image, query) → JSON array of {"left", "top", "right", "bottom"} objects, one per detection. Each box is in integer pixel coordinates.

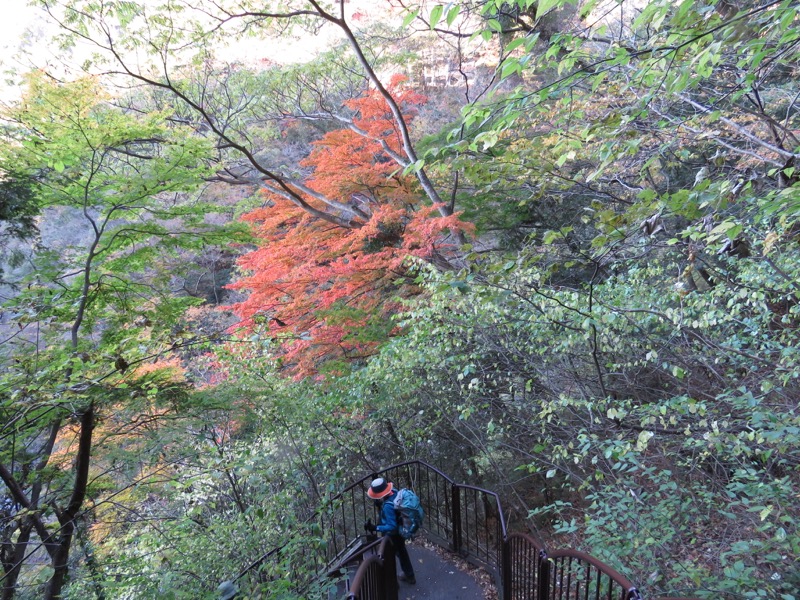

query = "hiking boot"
[{"left": 399, "top": 573, "right": 416, "bottom": 585}]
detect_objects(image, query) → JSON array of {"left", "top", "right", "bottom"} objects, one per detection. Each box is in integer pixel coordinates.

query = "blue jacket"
[{"left": 376, "top": 491, "right": 398, "bottom": 535}]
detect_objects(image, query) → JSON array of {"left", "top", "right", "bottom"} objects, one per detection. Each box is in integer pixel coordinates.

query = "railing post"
[
  {"left": 382, "top": 537, "right": 398, "bottom": 600},
  {"left": 451, "top": 483, "right": 462, "bottom": 554},
  {"left": 537, "top": 549, "right": 550, "bottom": 600},
  {"left": 501, "top": 537, "right": 512, "bottom": 600}
]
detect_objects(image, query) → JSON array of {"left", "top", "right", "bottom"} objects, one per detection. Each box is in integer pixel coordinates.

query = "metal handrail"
[
  {"left": 347, "top": 537, "right": 397, "bottom": 600},
  {"left": 231, "top": 460, "right": 697, "bottom": 600},
  {"left": 346, "top": 461, "right": 509, "bottom": 560},
  {"left": 547, "top": 548, "right": 639, "bottom": 591},
  {"left": 543, "top": 548, "right": 641, "bottom": 600}
]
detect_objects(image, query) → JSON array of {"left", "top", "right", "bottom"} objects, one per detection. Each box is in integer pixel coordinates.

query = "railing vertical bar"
[
  {"left": 515, "top": 536, "right": 520, "bottom": 600},
  {"left": 522, "top": 537, "right": 528, "bottom": 600},
  {"left": 594, "top": 569, "right": 601, "bottom": 600},
  {"left": 473, "top": 489, "right": 480, "bottom": 560},
  {"left": 518, "top": 540, "right": 523, "bottom": 600},
  {"left": 434, "top": 470, "right": 439, "bottom": 537},
  {"left": 431, "top": 469, "right": 438, "bottom": 538},
  {"left": 441, "top": 475, "right": 448, "bottom": 541},
  {"left": 444, "top": 477, "right": 449, "bottom": 542},
  {"left": 452, "top": 483, "right": 462, "bottom": 553},
  {"left": 497, "top": 508, "right": 503, "bottom": 575},
  {"left": 529, "top": 540, "right": 535, "bottom": 600},
  {"left": 475, "top": 489, "right": 480, "bottom": 560},
  {"left": 462, "top": 487, "right": 469, "bottom": 554},
  {"left": 349, "top": 490, "right": 358, "bottom": 553},
  {"left": 328, "top": 504, "right": 338, "bottom": 563},
  {"left": 432, "top": 470, "right": 440, "bottom": 538},
  {"left": 446, "top": 479, "right": 450, "bottom": 544},
  {"left": 464, "top": 487, "right": 470, "bottom": 555},
  {"left": 330, "top": 496, "right": 336, "bottom": 560},
  {"left": 341, "top": 490, "right": 356, "bottom": 548},
  {"left": 484, "top": 493, "right": 490, "bottom": 564},
  {"left": 469, "top": 489, "right": 476, "bottom": 560},
  {"left": 433, "top": 469, "right": 438, "bottom": 537},
  {"left": 538, "top": 549, "right": 550, "bottom": 600},
  {"left": 472, "top": 492, "right": 484, "bottom": 567},
  {"left": 519, "top": 537, "right": 524, "bottom": 600},
  {"left": 502, "top": 537, "right": 511, "bottom": 600},
  {"left": 509, "top": 536, "right": 515, "bottom": 600},
  {"left": 425, "top": 468, "right": 433, "bottom": 537},
  {"left": 584, "top": 562, "right": 590, "bottom": 600},
  {"left": 458, "top": 486, "right": 471, "bottom": 554},
  {"left": 552, "top": 555, "right": 557, "bottom": 600},
  {"left": 344, "top": 490, "right": 351, "bottom": 549},
  {"left": 566, "top": 555, "right": 573, "bottom": 600}
]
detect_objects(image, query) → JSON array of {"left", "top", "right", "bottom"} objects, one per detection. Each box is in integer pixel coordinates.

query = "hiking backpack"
[{"left": 393, "top": 488, "right": 424, "bottom": 539}]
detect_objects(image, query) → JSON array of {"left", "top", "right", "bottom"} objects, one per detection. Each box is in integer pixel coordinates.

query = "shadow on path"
[{"left": 398, "top": 543, "right": 487, "bottom": 600}]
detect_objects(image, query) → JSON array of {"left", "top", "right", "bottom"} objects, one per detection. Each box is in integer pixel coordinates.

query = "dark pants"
[{"left": 390, "top": 535, "right": 415, "bottom": 579}]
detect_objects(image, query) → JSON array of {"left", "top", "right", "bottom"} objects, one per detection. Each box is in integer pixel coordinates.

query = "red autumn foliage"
[{"left": 227, "top": 76, "right": 472, "bottom": 377}]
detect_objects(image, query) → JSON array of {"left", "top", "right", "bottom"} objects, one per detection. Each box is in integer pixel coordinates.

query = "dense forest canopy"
[{"left": 1, "top": 0, "right": 798, "bottom": 598}]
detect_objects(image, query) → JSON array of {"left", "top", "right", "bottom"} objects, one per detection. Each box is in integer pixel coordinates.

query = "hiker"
[{"left": 364, "top": 477, "right": 417, "bottom": 585}]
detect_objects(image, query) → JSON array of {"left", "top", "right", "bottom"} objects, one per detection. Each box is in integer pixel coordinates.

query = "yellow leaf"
[{"left": 763, "top": 231, "right": 779, "bottom": 255}]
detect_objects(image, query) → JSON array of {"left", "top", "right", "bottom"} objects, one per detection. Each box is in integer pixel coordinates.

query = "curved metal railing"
[
  {"left": 231, "top": 460, "right": 694, "bottom": 600},
  {"left": 346, "top": 537, "right": 397, "bottom": 600},
  {"left": 546, "top": 548, "right": 640, "bottom": 600},
  {"left": 506, "top": 532, "right": 548, "bottom": 600},
  {"left": 342, "top": 461, "right": 649, "bottom": 600}
]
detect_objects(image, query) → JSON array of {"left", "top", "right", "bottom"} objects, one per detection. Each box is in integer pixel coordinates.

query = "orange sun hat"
[{"left": 367, "top": 478, "right": 394, "bottom": 499}]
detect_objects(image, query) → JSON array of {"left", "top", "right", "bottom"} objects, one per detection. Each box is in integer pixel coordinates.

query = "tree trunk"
[
  {"left": 1, "top": 521, "right": 33, "bottom": 600},
  {"left": 44, "top": 404, "right": 95, "bottom": 600},
  {"left": 78, "top": 521, "right": 106, "bottom": 600}
]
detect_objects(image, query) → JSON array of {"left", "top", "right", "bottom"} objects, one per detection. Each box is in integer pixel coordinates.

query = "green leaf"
[
  {"left": 543, "top": 230, "right": 559, "bottom": 245},
  {"left": 537, "top": 0, "right": 563, "bottom": 15},
  {"left": 709, "top": 221, "right": 736, "bottom": 235},
  {"left": 591, "top": 71, "right": 607, "bottom": 92},
  {"left": 504, "top": 37, "right": 526, "bottom": 53},
  {"left": 446, "top": 4, "right": 461, "bottom": 26},
  {"left": 501, "top": 59, "right": 520, "bottom": 79},
  {"left": 579, "top": 0, "right": 599, "bottom": 18},
  {"left": 725, "top": 224, "right": 743, "bottom": 241},
  {"left": 430, "top": 5, "right": 443, "bottom": 29},
  {"left": 555, "top": 150, "right": 575, "bottom": 167},
  {"left": 401, "top": 8, "right": 420, "bottom": 28},
  {"left": 403, "top": 159, "right": 426, "bottom": 175}
]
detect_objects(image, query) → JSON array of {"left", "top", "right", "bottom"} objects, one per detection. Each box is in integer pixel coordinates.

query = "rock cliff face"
[{"left": 1, "top": 207, "right": 91, "bottom": 346}]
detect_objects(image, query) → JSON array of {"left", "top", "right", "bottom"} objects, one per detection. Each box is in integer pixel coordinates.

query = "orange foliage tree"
[{"left": 228, "top": 77, "right": 471, "bottom": 377}]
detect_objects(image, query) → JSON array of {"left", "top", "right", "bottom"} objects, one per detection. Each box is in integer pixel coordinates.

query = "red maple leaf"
[{"left": 227, "top": 78, "right": 472, "bottom": 377}]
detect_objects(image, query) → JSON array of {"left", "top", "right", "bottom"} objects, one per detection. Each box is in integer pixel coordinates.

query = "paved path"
[{"left": 398, "top": 543, "right": 487, "bottom": 600}]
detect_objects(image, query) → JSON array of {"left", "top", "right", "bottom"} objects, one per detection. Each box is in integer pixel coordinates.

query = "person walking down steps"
[{"left": 364, "top": 478, "right": 417, "bottom": 585}]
